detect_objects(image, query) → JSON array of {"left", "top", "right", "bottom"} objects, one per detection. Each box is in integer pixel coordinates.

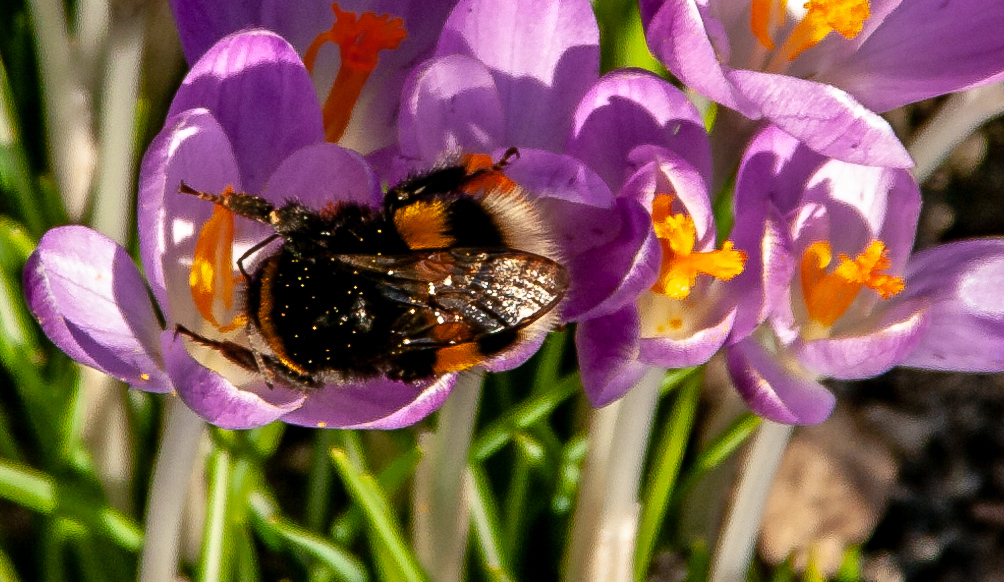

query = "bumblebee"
[{"left": 177, "top": 148, "right": 569, "bottom": 390}]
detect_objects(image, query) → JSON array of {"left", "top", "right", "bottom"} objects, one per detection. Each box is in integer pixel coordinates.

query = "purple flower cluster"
[
  {"left": 639, "top": 0, "right": 1004, "bottom": 167},
  {"left": 725, "top": 126, "right": 1004, "bottom": 424},
  {"left": 22, "top": 0, "right": 1004, "bottom": 429}
]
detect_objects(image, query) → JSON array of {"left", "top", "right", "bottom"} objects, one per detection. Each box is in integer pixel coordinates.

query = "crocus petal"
[
  {"left": 639, "top": 307, "right": 736, "bottom": 369},
  {"left": 23, "top": 227, "right": 173, "bottom": 393},
  {"left": 167, "top": 30, "right": 323, "bottom": 193},
  {"left": 735, "top": 125, "right": 822, "bottom": 219},
  {"left": 482, "top": 332, "right": 547, "bottom": 372},
  {"left": 823, "top": 0, "right": 1004, "bottom": 112},
  {"left": 729, "top": 205, "right": 794, "bottom": 342},
  {"left": 569, "top": 69, "right": 710, "bottom": 192},
  {"left": 562, "top": 197, "right": 660, "bottom": 322},
  {"left": 398, "top": 54, "right": 504, "bottom": 162},
  {"left": 898, "top": 239, "right": 1004, "bottom": 372},
  {"left": 169, "top": 0, "right": 261, "bottom": 63},
  {"left": 436, "top": 0, "right": 599, "bottom": 150},
  {"left": 576, "top": 306, "right": 649, "bottom": 407},
  {"left": 795, "top": 302, "right": 929, "bottom": 379},
  {"left": 620, "top": 145, "right": 714, "bottom": 247},
  {"left": 263, "top": 142, "right": 383, "bottom": 209},
  {"left": 499, "top": 148, "right": 617, "bottom": 257},
  {"left": 727, "top": 70, "right": 912, "bottom": 168},
  {"left": 802, "top": 160, "right": 920, "bottom": 271},
  {"left": 726, "top": 338, "right": 836, "bottom": 425},
  {"left": 137, "top": 109, "right": 242, "bottom": 324},
  {"left": 279, "top": 375, "right": 456, "bottom": 429},
  {"left": 161, "top": 330, "right": 305, "bottom": 429},
  {"left": 642, "top": 0, "right": 759, "bottom": 116},
  {"left": 260, "top": 0, "right": 456, "bottom": 154}
]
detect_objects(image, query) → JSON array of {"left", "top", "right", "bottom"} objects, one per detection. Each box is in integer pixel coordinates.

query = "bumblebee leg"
[
  {"left": 236, "top": 233, "right": 281, "bottom": 282},
  {"left": 175, "top": 324, "right": 281, "bottom": 388},
  {"left": 174, "top": 324, "right": 262, "bottom": 376},
  {"left": 174, "top": 325, "right": 319, "bottom": 391}
]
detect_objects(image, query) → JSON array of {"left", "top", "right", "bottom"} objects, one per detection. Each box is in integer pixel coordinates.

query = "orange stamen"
[
  {"left": 750, "top": 0, "right": 787, "bottom": 51},
  {"left": 304, "top": 3, "right": 407, "bottom": 143},
  {"left": 800, "top": 239, "right": 904, "bottom": 327},
  {"left": 780, "top": 0, "right": 869, "bottom": 60},
  {"left": 190, "top": 188, "right": 244, "bottom": 332},
  {"left": 650, "top": 194, "right": 747, "bottom": 300},
  {"left": 751, "top": 0, "right": 869, "bottom": 61}
]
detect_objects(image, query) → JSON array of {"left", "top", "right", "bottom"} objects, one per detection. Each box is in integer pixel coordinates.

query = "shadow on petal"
[
  {"left": 24, "top": 226, "right": 173, "bottom": 392},
  {"left": 577, "top": 306, "right": 648, "bottom": 406},
  {"left": 281, "top": 374, "right": 458, "bottom": 430},
  {"left": 726, "top": 338, "right": 835, "bottom": 425},
  {"left": 161, "top": 330, "right": 305, "bottom": 429}
]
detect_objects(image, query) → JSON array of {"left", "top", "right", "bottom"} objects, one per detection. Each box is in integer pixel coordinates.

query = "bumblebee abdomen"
[{"left": 251, "top": 250, "right": 399, "bottom": 378}]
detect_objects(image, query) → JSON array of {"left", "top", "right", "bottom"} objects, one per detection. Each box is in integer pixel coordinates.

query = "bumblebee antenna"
[
  {"left": 178, "top": 182, "right": 276, "bottom": 224},
  {"left": 496, "top": 147, "right": 520, "bottom": 169}
]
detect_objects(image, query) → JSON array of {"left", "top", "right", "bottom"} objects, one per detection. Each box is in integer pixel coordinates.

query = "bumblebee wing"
[{"left": 336, "top": 249, "right": 569, "bottom": 349}]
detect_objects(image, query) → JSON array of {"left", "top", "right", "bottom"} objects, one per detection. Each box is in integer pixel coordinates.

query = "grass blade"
[
  {"left": 329, "top": 447, "right": 427, "bottom": 582},
  {"left": 331, "top": 446, "right": 422, "bottom": 546},
  {"left": 197, "top": 448, "right": 231, "bottom": 582},
  {"left": 0, "top": 457, "right": 55, "bottom": 512},
  {"left": 674, "top": 413, "right": 762, "bottom": 503},
  {"left": 248, "top": 491, "right": 368, "bottom": 582},
  {"left": 466, "top": 465, "right": 515, "bottom": 582},
  {"left": 471, "top": 373, "right": 580, "bottom": 461}
]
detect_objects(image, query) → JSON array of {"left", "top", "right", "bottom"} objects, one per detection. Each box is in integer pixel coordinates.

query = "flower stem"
[
  {"left": 139, "top": 399, "right": 206, "bottom": 582},
  {"left": 413, "top": 369, "right": 484, "bottom": 582},
  {"left": 707, "top": 420, "right": 793, "bottom": 582},
  {"left": 564, "top": 367, "right": 665, "bottom": 582},
  {"left": 908, "top": 81, "right": 1004, "bottom": 184}
]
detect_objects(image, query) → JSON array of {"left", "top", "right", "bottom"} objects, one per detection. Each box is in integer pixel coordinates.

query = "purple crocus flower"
[
  {"left": 726, "top": 125, "right": 1004, "bottom": 425},
  {"left": 568, "top": 71, "right": 786, "bottom": 407},
  {"left": 24, "top": 31, "right": 455, "bottom": 430},
  {"left": 639, "top": 0, "right": 1004, "bottom": 168},
  {"left": 170, "top": 0, "right": 457, "bottom": 153}
]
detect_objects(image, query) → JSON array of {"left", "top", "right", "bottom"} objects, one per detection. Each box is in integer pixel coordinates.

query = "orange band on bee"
[
  {"left": 433, "top": 342, "right": 485, "bottom": 374},
  {"left": 256, "top": 257, "right": 312, "bottom": 376},
  {"left": 459, "top": 153, "right": 518, "bottom": 196},
  {"left": 393, "top": 200, "right": 456, "bottom": 249}
]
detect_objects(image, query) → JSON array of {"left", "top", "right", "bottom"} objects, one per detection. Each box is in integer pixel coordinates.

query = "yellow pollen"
[
  {"left": 751, "top": 0, "right": 870, "bottom": 61},
  {"left": 800, "top": 239, "right": 904, "bottom": 327},
  {"left": 304, "top": 3, "right": 407, "bottom": 143},
  {"left": 649, "top": 194, "right": 747, "bottom": 300},
  {"left": 190, "top": 189, "right": 244, "bottom": 332},
  {"left": 656, "top": 318, "right": 685, "bottom": 333}
]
